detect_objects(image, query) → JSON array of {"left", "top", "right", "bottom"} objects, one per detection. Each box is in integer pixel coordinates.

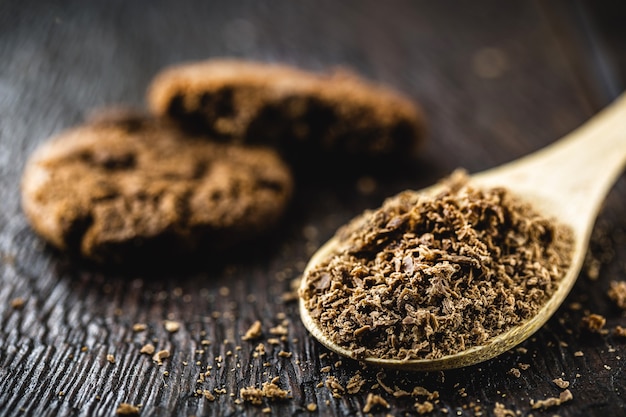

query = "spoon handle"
[{"left": 474, "top": 93, "right": 626, "bottom": 229}]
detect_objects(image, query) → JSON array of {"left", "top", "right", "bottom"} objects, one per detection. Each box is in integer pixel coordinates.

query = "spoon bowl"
[{"left": 299, "top": 94, "right": 626, "bottom": 370}]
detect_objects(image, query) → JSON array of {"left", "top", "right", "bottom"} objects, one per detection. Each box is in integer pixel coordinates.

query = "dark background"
[{"left": 1, "top": 1, "right": 625, "bottom": 416}]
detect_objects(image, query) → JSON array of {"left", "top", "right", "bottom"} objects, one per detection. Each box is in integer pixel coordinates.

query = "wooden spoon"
[{"left": 299, "top": 93, "right": 626, "bottom": 371}]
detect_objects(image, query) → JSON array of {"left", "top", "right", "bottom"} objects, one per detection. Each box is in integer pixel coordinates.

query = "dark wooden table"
[{"left": 1, "top": 1, "right": 625, "bottom": 416}]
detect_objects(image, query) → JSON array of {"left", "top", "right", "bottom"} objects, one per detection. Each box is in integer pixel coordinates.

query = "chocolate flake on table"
[
  {"left": 362, "top": 393, "right": 390, "bottom": 413},
  {"left": 163, "top": 320, "right": 180, "bottom": 333},
  {"left": 553, "top": 377, "right": 570, "bottom": 389},
  {"left": 152, "top": 349, "right": 170, "bottom": 365},
  {"left": 325, "top": 376, "right": 346, "bottom": 398},
  {"left": 301, "top": 170, "right": 574, "bottom": 360},
  {"left": 140, "top": 344, "right": 155, "bottom": 355},
  {"left": 614, "top": 325, "right": 626, "bottom": 337},
  {"left": 132, "top": 323, "right": 148, "bottom": 332},
  {"left": 116, "top": 403, "right": 140, "bottom": 416},
  {"left": 530, "top": 389, "right": 573, "bottom": 409},
  {"left": 608, "top": 280, "right": 626, "bottom": 309},
  {"left": 346, "top": 371, "right": 366, "bottom": 394},
  {"left": 415, "top": 400, "right": 434, "bottom": 414},
  {"left": 582, "top": 313, "right": 607, "bottom": 334},
  {"left": 240, "top": 378, "right": 289, "bottom": 405},
  {"left": 242, "top": 320, "right": 263, "bottom": 341},
  {"left": 493, "top": 402, "right": 516, "bottom": 417},
  {"left": 10, "top": 297, "right": 25, "bottom": 310}
]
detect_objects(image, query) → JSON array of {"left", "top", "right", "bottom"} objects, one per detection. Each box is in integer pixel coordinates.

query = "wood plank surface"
[{"left": 0, "top": 1, "right": 625, "bottom": 416}]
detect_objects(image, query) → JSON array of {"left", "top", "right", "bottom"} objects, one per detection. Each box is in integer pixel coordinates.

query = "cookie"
[
  {"left": 147, "top": 59, "right": 426, "bottom": 162},
  {"left": 21, "top": 112, "right": 294, "bottom": 263}
]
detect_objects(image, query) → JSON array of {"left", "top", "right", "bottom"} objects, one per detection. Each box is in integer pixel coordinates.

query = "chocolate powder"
[{"left": 300, "top": 171, "right": 574, "bottom": 360}]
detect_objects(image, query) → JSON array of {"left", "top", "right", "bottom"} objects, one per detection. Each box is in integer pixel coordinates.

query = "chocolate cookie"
[
  {"left": 147, "top": 59, "right": 426, "bottom": 162},
  {"left": 21, "top": 112, "right": 294, "bottom": 263}
]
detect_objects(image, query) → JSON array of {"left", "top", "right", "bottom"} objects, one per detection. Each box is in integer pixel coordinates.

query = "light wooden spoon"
[{"left": 299, "top": 93, "right": 626, "bottom": 371}]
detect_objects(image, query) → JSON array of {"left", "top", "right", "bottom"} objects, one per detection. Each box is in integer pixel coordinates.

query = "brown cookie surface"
[
  {"left": 147, "top": 59, "right": 426, "bottom": 162},
  {"left": 21, "top": 113, "right": 294, "bottom": 263}
]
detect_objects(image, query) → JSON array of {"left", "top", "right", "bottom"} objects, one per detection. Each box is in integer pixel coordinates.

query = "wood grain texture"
[{"left": 0, "top": 1, "right": 624, "bottom": 416}]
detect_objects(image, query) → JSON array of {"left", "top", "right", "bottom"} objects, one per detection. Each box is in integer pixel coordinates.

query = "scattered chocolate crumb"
[
  {"left": 132, "top": 323, "right": 147, "bottom": 332},
  {"left": 375, "top": 372, "right": 395, "bottom": 395},
  {"left": 363, "top": 393, "right": 390, "bottom": 413},
  {"left": 325, "top": 376, "right": 345, "bottom": 398},
  {"left": 530, "top": 389, "right": 573, "bottom": 409},
  {"left": 116, "top": 403, "right": 140, "bottom": 415},
  {"left": 306, "top": 403, "right": 317, "bottom": 412},
  {"left": 10, "top": 297, "right": 25, "bottom": 310},
  {"left": 569, "top": 302, "right": 583, "bottom": 311},
  {"left": 553, "top": 378, "right": 570, "bottom": 389},
  {"left": 240, "top": 380, "right": 289, "bottom": 405},
  {"left": 320, "top": 366, "right": 331, "bottom": 373},
  {"left": 582, "top": 314, "right": 607, "bottom": 333},
  {"left": 140, "top": 344, "right": 155, "bottom": 355},
  {"left": 243, "top": 320, "right": 263, "bottom": 341},
  {"left": 415, "top": 400, "right": 434, "bottom": 414},
  {"left": 269, "top": 324, "right": 288, "bottom": 336},
  {"left": 106, "top": 354, "right": 115, "bottom": 364},
  {"left": 281, "top": 290, "right": 299, "bottom": 303},
  {"left": 493, "top": 402, "right": 516, "bottom": 417},
  {"left": 278, "top": 350, "right": 292, "bottom": 358},
  {"left": 152, "top": 349, "right": 170, "bottom": 365},
  {"left": 411, "top": 386, "right": 438, "bottom": 401},
  {"left": 393, "top": 388, "right": 411, "bottom": 398},
  {"left": 346, "top": 372, "right": 366, "bottom": 394},
  {"left": 254, "top": 343, "right": 266, "bottom": 357},
  {"left": 300, "top": 170, "right": 574, "bottom": 360},
  {"left": 508, "top": 368, "right": 521, "bottom": 378},
  {"left": 163, "top": 320, "right": 180, "bottom": 333},
  {"left": 585, "top": 257, "right": 601, "bottom": 280},
  {"left": 518, "top": 363, "right": 530, "bottom": 370},
  {"left": 614, "top": 326, "right": 626, "bottom": 337},
  {"left": 202, "top": 390, "right": 215, "bottom": 401},
  {"left": 574, "top": 351, "right": 584, "bottom": 357},
  {"left": 608, "top": 281, "right": 626, "bottom": 310},
  {"left": 267, "top": 338, "right": 280, "bottom": 345}
]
